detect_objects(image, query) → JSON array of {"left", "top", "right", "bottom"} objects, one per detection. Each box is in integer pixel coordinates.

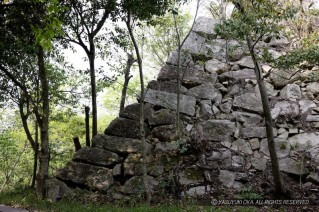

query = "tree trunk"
[
  {"left": 246, "top": 38, "right": 285, "bottom": 197},
  {"left": 88, "top": 40, "right": 97, "bottom": 137},
  {"left": 119, "top": 53, "right": 134, "bottom": 113},
  {"left": 126, "top": 13, "right": 151, "bottom": 204},
  {"left": 36, "top": 46, "right": 50, "bottom": 199},
  {"left": 85, "top": 106, "right": 90, "bottom": 147},
  {"left": 31, "top": 122, "right": 39, "bottom": 189},
  {"left": 73, "top": 137, "right": 81, "bottom": 152}
]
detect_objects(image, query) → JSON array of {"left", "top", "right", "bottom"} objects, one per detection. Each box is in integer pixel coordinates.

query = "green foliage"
[{"left": 234, "top": 186, "right": 263, "bottom": 200}]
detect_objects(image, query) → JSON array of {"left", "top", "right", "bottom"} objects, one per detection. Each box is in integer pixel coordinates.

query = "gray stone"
[
  {"left": 271, "top": 101, "right": 300, "bottom": 119},
  {"left": 113, "top": 164, "right": 122, "bottom": 176},
  {"left": 154, "top": 141, "right": 179, "bottom": 153},
  {"left": 187, "top": 83, "right": 221, "bottom": 100},
  {"left": 306, "top": 82, "right": 319, "bottom": 95},
  {"left": 193, "top": 16, "right": 219, "bottom": 36},
  {"left": 179, "top": 168, "right": 204, "bottom": 186},
  {"left": 289, "top": 133, "right": 319, "bottom": 151},
  {"left": 158, "top": 65, "right": 217, "bottom": 87},
  {"left": 120, "top": 103, "right": 154, "bottom": 121},
  {"left": 73, "top": 147, "right": 121, "bottom": 166},
  {"left": 46, "top": 178, "right": 70, "bottom": 203},
  {"left": 307, "top": 172, "right": 319, "bottom": 184},
  {"left": 235, "top": 56, "right": 255, "bottom": 69},
  {"left": 144, "top": 89, "right": 196, "bottom": 116},
  {"left": 185, "top": 186, "right": 208, "bottom": 196},
  {"left": 219, "top": 69, "right": 256, "bottom": 82},
  {"left": 232, "top": 111, "right": 263, "bottom": 126},
  {"left": 56, "top": 161, "right": 113, "bottom": 191},
  {"left": 121, "top": 176, "right": 159, "bottom": 194},
  {"left": 279, "top": 158, "right": 309, "bottom": 175},
  {"left": 148, "top": 109, "right": 176, "bottom": 126},
  {"left": 182, "top": 32, "right": 207, "bottom": 56},
  {"left": 260, "top": 138, "right": 291, "bottom": 159},
  {"left": 269, "top": 37, "right": 289, "bottom": 48},
  {"left": 229, "top": 47, "right": 245, "bottom": 61},
  {"left": 249, "top": 138, "right": 260, "bottom": 150},
  {"left": 232, "top": 155, "right": 245, "bottom": 167},
  {"left": 270, "top": 69, "right": 300, "bottom": 87},
  {"left": 299, "top": 100, "right": 316, "bottom": 114},
  {"left": 105, "top": 117, "right": 150, "bottom": 139},
  {"left": 219, "top": 170, "right": 236, "bottom": 188},
  {"left": 166, "top": 50, "right": 194, "bottom": 67},
  {"left": 251, "top": 157, "right": 267, "bottom": 171},
  {"left": 152, "top": 125, "right": 178, "bottom": 142},
  {"left": 92, "top": 134, "right": 153, "bottom": 154},
  {"left": 219, "top": 100, "right": 233, "bottom": 114},
  {"left": 147, "top": 80, "right": 188, "bottom": 94},
  {"left": 196, "top": 120, "right": 236, "bottom": 142},
  {"left": 255, "top": 81, "right": 277, "bottom": 97},
  {"left": 306, "top": 115, "right": 319, "bottom": 122},
  {"left": 240, "top": 127, "right": 267, "bottom": 138},
  {"left": 280, "top": 84, "right": 302, "bottom": 100},
  {"left": 232, "top": 139, "right": 253, "bottom": 155},
  {"left": 233, "top": 93, "right": 263, "bottom": 113},
  {"left": 306, "top": 146, "right": 319, "bottom": 164},
  {"left": 199, "top": 100, "right": 216, "bottom": 120},
  {"left": 205, "top": 59, "right": 229, "bottom": 74}
]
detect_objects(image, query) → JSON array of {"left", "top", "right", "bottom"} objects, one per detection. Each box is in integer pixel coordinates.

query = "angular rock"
[
  {"left": 232, "top": 155, "right": 245, "bottom": 167},
  {"left": 73, "top": 147, "right": 121, "bottom": 166},
  {"left": 166, "top": 50, "right": 194, "bottom": 67},
  {"left": 219, "top": 170, "right": 236, "bottom": 188},
  {"left": 240, "top": 127, "right": 267, "bottom": 139},
  {"left": 249, "top": 138, "right": 260, "bottom": 150},
  {"left": 185, "top": 186, "right": 208, "bottom": 196},
  {"left": 229, "top": 47, "right": 245, "bottom": 61},
  {"left": 260, "top": 138, "right": 291, "bottom": 159},
  {"left": 306, "top": 82, "right": 319, "bottom": 95},
  {"left": 219, "top": 69, "right": 256, "bottom": 82},
  {"left": 179, "top": 168, "right": 204, "bottom": 186},
  {"left": 205, "top": 59, "right": 229, "bottom": 74},
  {"left": 46, "top": 178, "right": 70, "bottom": 203},
  {"left": 187, "top": 83, "right": 221, "bottom": 100},
  {"left": 154, "top": 141, "right": 179, "bottom": 153},
  {"left": 152, "top": 125, "right": 178, "bottom": 142},
  {"left": 270, "top": 69, "right": 300, "bottom": 87},
  {"left": 251, "top": 157, "right": 267, "bottom": 171},
  {"left": 232, "top": 111, "right": 263, "bottom": 126},
  {"left": 92, "top": 134, "right": 153, "bottom": 154},
  {"left": 147, "top": 80, "right": 187, "bottom": 94},
  {"left": 56, "top": 161, "right": 113, "bottom": 191},
  {"left": 193, "top": 16, "right": 219, "bottom": 36},
  {"left": 306, "top": 115, "right": 319, "bottom": 122},
  {"left": 233, "top": 93, "right": 263, "bottom": 113},
  {"left": 144, "top": 89, "right": 196, "bottom": 116},
  {"left": 121, "top": 176, "right": 159, "bottom": 195},
  {"left": 219, "top": 99, "right": 233, "bottom": 114},
  {"left": 299, "top": 100, "right": 316, "bottom": 114},
  {"left": 280, "top": 84, "right": 302, "bottom": 100},
  {"left": 271, "top": 101, "right": 300, "bottom": 119},
  {"left": 113, "top": 164, "right": 122, "bottom": 176},
  {"left": 232, "top": 139, "right": 253, "bottom": 155},
  {"left": 148, "top": 109, "right": 176, "bottom": 126},
  {"left": 197, "top": 120, "right": 236, "bottom": 142},
  {"left": 279, "top": 158, "right": 309, "bottom": 175},
  {"left": 199, "top": 100, "right": 214, "bottom": 120},
  {"left": 235, "top": 56, "right": 255, "bottom": 69},
  {"left": 306, "top": 146, "right": 319, "bottom": 164},
  {"left": 157, "top": 65, "right": 217, "bottom": 87},
  {"left": 120, "top": 103, "right": 154, "bottom": 121},
  {"left": 289, "top": 133, "right": 319, "bottom": 151},
  {"left": 105, "top": 117, "right": 150, "bottom": 139},
  {"left": 181, "top": 32, "right": 207, "bottom": 56}
]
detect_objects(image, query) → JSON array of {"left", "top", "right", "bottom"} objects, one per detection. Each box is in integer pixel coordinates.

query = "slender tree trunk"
[
  {"left": 31, "top": 122, "right": 39, "bottom": 189},
  {"left": 126, "top": 14, "right": 151, "bottom": 204},
  {"left": 73, "top": 137, "right": 81, "bottom": 152},
  {"left": 85, "top": 106, "right": 90, "bottom": 147},
  {"left": 246, "top": 38, "right": 285, "bottom": 197},
  {"left": 120, "top": 53, "right": 134, "bottom": 113},
  {"left": 36, "top": 46, "right": 50, "bottom": 199},
  {"left": 88, "top": 39, "right": 97, "bottom": 137}
]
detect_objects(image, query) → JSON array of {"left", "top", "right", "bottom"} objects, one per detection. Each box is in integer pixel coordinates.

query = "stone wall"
[{"left": 48, "top": 17, "right": 319, "bottom": 202}]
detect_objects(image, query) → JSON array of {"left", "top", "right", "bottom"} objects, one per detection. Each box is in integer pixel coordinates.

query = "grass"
[{"left": 0, "top": 189, "right": 259, "bottom": 212}]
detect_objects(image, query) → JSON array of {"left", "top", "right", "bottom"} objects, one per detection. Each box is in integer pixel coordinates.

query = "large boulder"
[
  {"left": 178, "top": 168, "right": 205, "bottom": 186},
  {"left": 56, "top": 161, "right": 113, "bottom": 191},
  {"left": 279, "top": 158, "right": 309, "bottom": 175},
  {"left": 231, "top": 139, "right": 253, "bottom": 155},
  {"left": 121, "top": 176, "right": 159, "bottom": 195},
  {"left": 166, "top": 50, "right": 194, "bottom": 67},
  {"left": 288, "top": 133, "right": 319, "bottom": 151},
  {"left": 270, "top": 69, "right": 300, "bottom": 87},
  {"left": 235, "top": 56, "right": 255, "bottom": 69},
  {"left": 73, "top": 147, "right": 121, "bottom": 166},
  {"left": 232, "top": 111, "right": 263, "bottom": 126},
  {"left": 105, "top": 117, "right": 150, "bottom": 139},
  {"left": 280, "top": 84, "right": 302, "bottom": 100},
  {"left": 157, "top": 65, "right": 217, "bottom": 87},
  {"left": 219, "top": 69, "right": 256, "bottom": 82},
  {"left": 306, "top": 82, "right": 319, "bottom": 95},
  {"left": 187, "top": 83, "right": 222, "bottom": 100},
  {"left": 205, "top": 59, "right": 229, "bottom": 74},
  {"left": 144, "top": 89, "right": 196, "bottom": 116},
  {"left": 147, "top": 80, "right": 188, "bottom": 94},
  {"left": 46, "top": 178, "right": 71, "bottom": 203},
  {"left": 219, "top": 170, "right": 236, "bottom": 188},
  {"left": 233, "top": 93, "right": 263, "bottom": 113},
  {"left": 192, "top": 16, "right": 219, "bottom": 36},
  {"left": 240, "top": 127, "right": 268, "bottom": 139},
  {"left": 119, "top": 103, "right": 154, "bottom": 121},
  {"left": 196, "top": 120, "right": 236, "bottom": 142},
  {"left": 299, "top": 100, "right": 316, "bottom": 114},
  {"left": 152, "top": 125, "right": 178, "bottom": 142},
  {"left": 148, "top": 109, "right": 176, "bottom": 126},
  {"left": 182, "top": 32, "right": 207, "bottom": 56},
  {"left": 92, "top": 134, "right": 153, "bottom": 154},
  {"left": 271, "top": 101, "right": 300, "bottom": 120},
  {"left": 260, "top": 138, "right": 291, "bottom": 159}
]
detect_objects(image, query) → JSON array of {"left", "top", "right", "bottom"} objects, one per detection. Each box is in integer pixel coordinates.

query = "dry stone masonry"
[{"left": 48, "top": 17, "right": 319, "bottom": 202}]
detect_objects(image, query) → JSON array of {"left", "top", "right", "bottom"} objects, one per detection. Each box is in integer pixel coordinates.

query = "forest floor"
[{"left": 0, "top": 189, "right": 319, "bottom": 212}]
